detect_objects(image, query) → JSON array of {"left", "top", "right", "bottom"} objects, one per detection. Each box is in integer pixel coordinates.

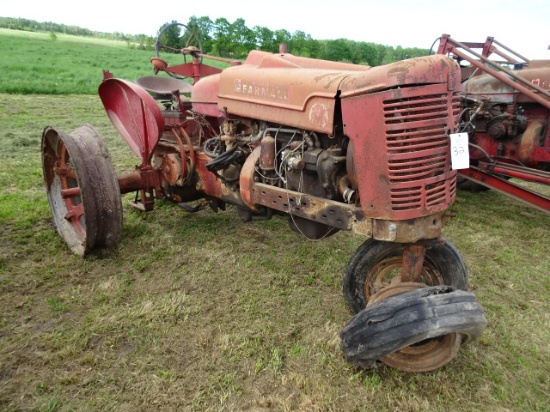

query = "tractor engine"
[
  {"left": 211, "top": 119, "right": 347, "bottom": 201},
  {"left": 168, "top": 50, "right": 462, "bottom": 239},
  {"left": 202, "top": 117, "right": 350, "bottom": 237}
]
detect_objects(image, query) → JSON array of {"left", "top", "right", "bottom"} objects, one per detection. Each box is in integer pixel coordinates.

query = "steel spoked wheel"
[
  {"left": 41, "top": 125, "right": 122, "bottom": 255},
  {"left": 341, "top": 239, "right": 472, "bottom": 372}
]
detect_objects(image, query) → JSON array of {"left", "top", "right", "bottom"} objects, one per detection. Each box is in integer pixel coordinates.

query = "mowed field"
[{"left": 0, "top": 29, "right": 549, "bottom": 412}]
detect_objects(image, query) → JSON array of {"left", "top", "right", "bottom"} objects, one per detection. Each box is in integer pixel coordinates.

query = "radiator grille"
[{"left": 384, "top": 93, "right": 459, "bottom": 211}]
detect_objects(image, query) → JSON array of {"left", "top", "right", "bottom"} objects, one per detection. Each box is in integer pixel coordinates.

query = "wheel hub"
[{"left": 368, "top": 282, "right": 462, "bottom": 372}]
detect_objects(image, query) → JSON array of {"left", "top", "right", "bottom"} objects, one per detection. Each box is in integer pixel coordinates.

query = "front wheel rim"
[{"left": 369, "top": 282, "right": 461, "bottom": 372}]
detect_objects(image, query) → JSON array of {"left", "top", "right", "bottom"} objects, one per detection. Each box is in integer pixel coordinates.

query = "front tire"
[
  {"left": 342, "top": 239, "right": 468, "bottom": 314},
  {"left": 340, "top": 285, "right": 487, "bottom": 372},
  {"left": 340, "top": 239, "right": 473, "bottom": 371}
]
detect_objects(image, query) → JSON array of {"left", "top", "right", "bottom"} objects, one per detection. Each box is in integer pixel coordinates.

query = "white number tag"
[{"left": 449, "top": 133, "right": 469, "bottom": 170}]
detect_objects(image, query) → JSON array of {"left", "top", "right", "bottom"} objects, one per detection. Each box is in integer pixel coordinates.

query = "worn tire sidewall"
[{"left": 343, "top": 239, "right": 469, "bottom": 313}]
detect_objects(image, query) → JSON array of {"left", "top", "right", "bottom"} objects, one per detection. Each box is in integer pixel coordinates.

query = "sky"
[{"left": 2, "top": 0, "right": 549, "bottom": 59}]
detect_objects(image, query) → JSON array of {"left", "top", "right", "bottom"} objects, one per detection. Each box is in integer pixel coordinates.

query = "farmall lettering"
[
  {"left": 41, "top": 23, "right": 488, "bottom": 374},
  {"left": 234, "top": 79, "right": 288, "bottom": 100}
]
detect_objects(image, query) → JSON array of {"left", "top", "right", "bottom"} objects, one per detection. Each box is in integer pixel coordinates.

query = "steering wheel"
[{"left": 155, "top": 22, "right": 204, "bottom": 79}]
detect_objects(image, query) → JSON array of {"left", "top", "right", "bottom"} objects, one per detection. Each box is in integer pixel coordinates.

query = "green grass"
[
  {"left": 0, "top": 30, "right": 549, "bottom": 412},
  {"left": 0, "top": 29, "right": 229, "bottom": 95}
]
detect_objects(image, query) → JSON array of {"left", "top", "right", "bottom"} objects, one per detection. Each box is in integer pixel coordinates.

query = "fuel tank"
[{"left": 193, "top": 51, "right": 369, "bottom": 134}]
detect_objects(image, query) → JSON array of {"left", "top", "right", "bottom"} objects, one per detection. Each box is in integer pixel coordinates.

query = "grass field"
[
  {"left": 0, "top": 29, "right": 229, "bottom": 95},
  {"left": 0, "top": 30, "right": 549, "bottom": 412}
]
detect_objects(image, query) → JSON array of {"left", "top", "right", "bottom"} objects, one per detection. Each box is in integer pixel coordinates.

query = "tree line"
[
  {"left": 1, "top": 16, "right": 430, "bottom": 66},
  {"left": 0, "top": 17, "right": 149, "bottom": 44},
  {"left": 171, "top": 16, "right": 430, "bottom": 65}
]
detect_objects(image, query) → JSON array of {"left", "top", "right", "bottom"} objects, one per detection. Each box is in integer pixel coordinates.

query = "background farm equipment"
[
  {"left": 437, "top": 35, "right": 550, "bottom": 214},
  {"left": 41, "top": 23, "right": 486, "bottom": 372}
]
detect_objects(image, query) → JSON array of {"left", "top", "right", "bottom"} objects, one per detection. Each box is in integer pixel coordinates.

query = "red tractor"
[
  {"left": 41, "top": 23, "right": 486, "bottom": 372},
  {"left": 437, "top": 35, "right": 550, "bottom": 213}
]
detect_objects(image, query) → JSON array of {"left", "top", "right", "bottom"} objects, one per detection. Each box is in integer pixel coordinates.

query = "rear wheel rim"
[{"left": 55, "top": 139, "right": 86, "bottom": 240}]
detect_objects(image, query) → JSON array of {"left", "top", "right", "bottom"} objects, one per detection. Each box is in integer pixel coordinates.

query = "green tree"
[
  {"left": 274, "top": 29, "right": 291, "bottom": 48},
  {"left": 289, "top": 30, "right": 308, "bottom": 55},
  {"left": 253, "top": 26, "right": 276, "bottom": 52},
  {"left": 231, "top": 18, "right": 256, "bottom": 58},
  {"left": 213, "top": 17, "right": 231, "bottom": 57},
  {"left": 351, "top": 42, "right": 377, "bottom": 65},
  {"left": 320, "top": 39, "right": 352, "bottom": 62},
  {"left": 145, "top": 36, "right": 155, "bottom": 51},
  {"left": 158, "top": 21, "right": 183, "bottom": 52},
  {"left": 186, "top": 16, "right": 214, "bottom": 53},
  {"left": 374, "top": 44, "right": 387, "bottom": 65}
]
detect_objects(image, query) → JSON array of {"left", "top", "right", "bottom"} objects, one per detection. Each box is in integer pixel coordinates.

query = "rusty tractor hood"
[
  {"left": 461, "top": 59, "right": 550, "bottom": 104},
  {"left": 338, "top": 55, "right": 459, "bottom": 98},
  {"left": 192, "top": 52, "right": 458, "bottom": 135}
]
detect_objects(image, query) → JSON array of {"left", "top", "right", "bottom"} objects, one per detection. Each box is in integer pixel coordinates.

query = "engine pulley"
[{"left": 159, "top": 153, "right": 182, "bottom": 186}]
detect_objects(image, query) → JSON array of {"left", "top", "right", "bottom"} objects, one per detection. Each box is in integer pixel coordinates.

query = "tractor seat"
[{"left": 136, "top": 76, "right": 193, "bottom": 98}]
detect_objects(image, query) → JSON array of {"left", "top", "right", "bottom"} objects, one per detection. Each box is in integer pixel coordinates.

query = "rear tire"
[{"left": 42, "top": 125, "right": 123, "bottom": 255}]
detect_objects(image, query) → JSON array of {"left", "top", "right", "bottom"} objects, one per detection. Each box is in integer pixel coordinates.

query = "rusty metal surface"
[
  {"left": 480, "top": 161, "right": 550, "bottom": 185},
  {"left": 371, "top": 212, "right": 445, "bottom": 242},
  {"left": 519, "top": 121, "right": 549, "bottom": 164},
  {"left": 239, "top": 146, "right": 261, "bottom": 211},
  {"left": 342, "top": 82, "right": 459, "bottom": 220},
  {"left": 135, "top": 76, "right": 193, "bottom": 96},
  {"left": 42, "top": 32, "right": 492, "bottom": 374},
  {"left": 217, "top": 67, "right": 344, "bottom": 134},
  {"left": 215, "top": 50, "right": 370, "bottom": 134},
  {"left": 242, "top": 50, "right": 370, "bottom": 71},
  {"left": 249, "top": 182, "right": 445, "bottom": 241},
  {"left": 251, "top": 182, "right": 360, "bottom": 231},
  {"left": 458, "top": 168, "right": 550, "bottom": 214},
  {"left": 42, "top": 128, "right": 85, "bottom": 242},
  {"left": 42, "top": 125, "right": 123, "bottom": 255},
  {"left": 461, "top": 65, "right": 550, "bottom": 103},
  {"left": 96, "top": 47, "right": 462, "bottom": 230},
  {"left": 438, "top": 34, "right": 550, "bottom": 109},
  {"left": 117, "top": 171, "right": 146, "bottom": 194},
  {"left": 191, "top": 74, "right": 225, "bottom": 118},
  {"left": 382, "top": 328, "right": 462, "bottom": 372},
  {"left": 162, "top": 62, "right": 223, "bottom": 83},
  {"left": 400, "top": 245, "right": 427, "bottom": 283},
  {"left": 194, "top": 152, "right": 222, "bottom": 198},
  {"left": 445, "top": 35, "right": 550, "bottom": 211},
  {"left": 339, "top": 55, "right": 459, "bottom": 98},
  {"left": 99, "top": 79, "right": 164, "bottom": 164}
]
